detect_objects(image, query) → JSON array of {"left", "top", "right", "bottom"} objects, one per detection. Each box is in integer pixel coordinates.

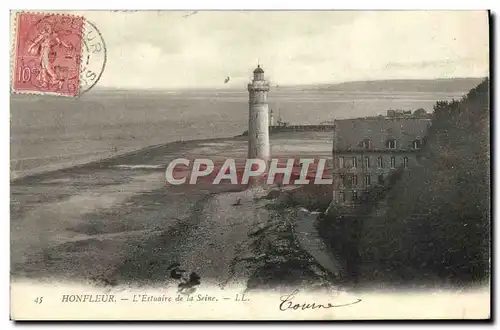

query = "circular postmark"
[
  {"left": 19, "top": 13, "right": 106, "bottom": 97},
  {"left": 79, "top": 19, "right": 107, "bottom": 95}
]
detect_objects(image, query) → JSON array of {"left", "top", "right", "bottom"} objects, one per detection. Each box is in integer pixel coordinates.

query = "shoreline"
[
  {"left": 10, "top": 135, "right": 248, "bottom": 185},
  {"left": 11, "top": 128, "right": 334, "bottom": 185}
]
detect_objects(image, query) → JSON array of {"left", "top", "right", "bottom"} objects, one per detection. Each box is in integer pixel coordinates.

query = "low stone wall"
[
  {"left": 239, "top": 125, "right": 335, "bottom": 136},
  {"left": 270, "top": 125, "right": 335, "bottom": 133}
]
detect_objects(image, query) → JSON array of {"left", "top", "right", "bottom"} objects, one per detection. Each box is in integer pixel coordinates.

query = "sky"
[{"left": 73, "top": 10, "right": 489, "bottom": 89}]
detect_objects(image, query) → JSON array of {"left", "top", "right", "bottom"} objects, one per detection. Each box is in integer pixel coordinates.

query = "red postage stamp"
[{"left": 12, "top": 12, "right": 84, "bottom": 97}]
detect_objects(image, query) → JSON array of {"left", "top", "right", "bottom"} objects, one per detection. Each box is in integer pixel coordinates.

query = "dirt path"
[
  {"left": 175, "top": 189, "right": 270, "bottom": 289},
  {"left": 292, "top": 208, "right": 343, "bottom": 277}
]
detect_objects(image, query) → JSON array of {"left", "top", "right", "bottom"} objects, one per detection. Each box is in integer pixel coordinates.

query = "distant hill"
[
  {"left": 85, "top": 77, "right": 486, "bottom": 94},
  {"left": 299, "top": 77, "right": 485, "bottom": 93}
]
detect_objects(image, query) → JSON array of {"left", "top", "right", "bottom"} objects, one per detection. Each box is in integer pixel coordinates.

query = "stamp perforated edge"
[{"left": 10, "top": 10, "right": 85, "bottom": 98}]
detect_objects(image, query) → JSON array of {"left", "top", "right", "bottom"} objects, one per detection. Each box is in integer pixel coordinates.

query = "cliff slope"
[
  {"left": 360, "top": 78, "right": 490, "bottom": 286},
  {"left": 321, "top": 78, "right": 490, "bottom": 288}
]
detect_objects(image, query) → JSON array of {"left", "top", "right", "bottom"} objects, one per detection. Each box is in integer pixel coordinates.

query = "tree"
[{"left": 414, "top": 108, "right": 427, "bottom": 117}]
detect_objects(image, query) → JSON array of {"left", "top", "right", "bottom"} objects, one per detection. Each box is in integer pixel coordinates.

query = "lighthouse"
[
  {"left": 246, "top": 64, "right": 270, "bottom": 187},
  {"left": 248, "top": 64, "right": 270, "bottom": 161},
  {"left": 269, "top": 108, "right": 275, "bottom": 127}
]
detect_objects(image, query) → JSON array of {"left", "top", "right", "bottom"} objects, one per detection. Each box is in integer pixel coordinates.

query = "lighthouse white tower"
[
  {"left": 248, "top": 65, "right": 270, "bottom": 167},
  {"left": 247, "top": 64, "right": 270, "bottom": 187}
]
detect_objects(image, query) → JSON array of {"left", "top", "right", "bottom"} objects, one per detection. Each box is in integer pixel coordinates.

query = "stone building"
[{"left": 332, "top": 111, "right": 432, "bottom": 205}]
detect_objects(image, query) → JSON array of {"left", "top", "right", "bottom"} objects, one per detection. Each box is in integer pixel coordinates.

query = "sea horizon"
[
  {"left": 79, "top": 76, "right": 486, "bottom": 93},
  {"left": 10, "top": 76, "right": 484, "bottom": 180}
]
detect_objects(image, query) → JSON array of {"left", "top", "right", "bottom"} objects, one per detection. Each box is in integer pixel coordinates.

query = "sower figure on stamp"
[{"left": 27, "top": 23, "right": 73, "bottom": 89}]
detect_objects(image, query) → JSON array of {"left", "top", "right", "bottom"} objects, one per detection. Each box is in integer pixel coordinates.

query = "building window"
[
  {"left": 339, "top": 174, "right": 346, "bottom": 187},
  {"left": 339, "top": 156, "right": 344, "bottom": 168},
  {"left": 364, "top": 175, "right": 371, "bottom": 186},
  {"left": 362, "top": 139, "right": 371, "bottom": 149},
  {"left": 377, "top": 156, "right": 383, "bottom": 168},
  {"left": 352, "top": 157, "right": 357, "bottom": 168},
  {"left": 351, "top": 174, "right": 358, "bottom": 186},
  {"left": 378, "top": 174, "right": 384, "bottom": 184},
  {"left": 344, "top": 175, "right": 352, "bottom": 188},
  {"left": 352, "top": 190, "right": 358, "bottom": 202},
  {"left": 403, "top": 157, "right": 409, "bottom": 168},
  {"left": 338, "top": 191, "right": 345, "bottom": 202},
  {"left": 364, "top": 156, "right": 370, "bottom": 168},
  {"left": 390, "top": 156, "right": 396, "bottom": 168},
  {"left": 387, "top": 139, "right": 397, "bottom": 149},
  {"left": 413, "top": 139, "right": 421, "bottom": 150}
]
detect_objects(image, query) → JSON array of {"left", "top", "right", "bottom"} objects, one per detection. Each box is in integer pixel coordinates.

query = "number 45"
[{"left": 34, "top": 297, "right": 43, "bottom": 304}]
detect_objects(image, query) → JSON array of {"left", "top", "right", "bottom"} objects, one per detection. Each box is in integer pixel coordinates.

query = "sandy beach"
[{"left": 11, "top": 131, "right": 334, "bottom": 289}]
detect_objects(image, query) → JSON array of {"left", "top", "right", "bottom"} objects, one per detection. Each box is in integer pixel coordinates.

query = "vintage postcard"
[{"left": 9, "top": 10, "right": 491, "bottom": 320}]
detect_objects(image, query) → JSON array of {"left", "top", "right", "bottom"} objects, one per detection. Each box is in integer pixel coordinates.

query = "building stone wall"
[
  {"left": 332, "top": 152, "right": 420, "bottom": 204},
  {"left": 331, "top": 116, "right": 431, "bottom": 205}
]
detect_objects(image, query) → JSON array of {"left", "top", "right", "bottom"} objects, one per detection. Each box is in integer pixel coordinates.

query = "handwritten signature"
[{"left": 279, "top": 289, "right": 362, "bottom": 311}]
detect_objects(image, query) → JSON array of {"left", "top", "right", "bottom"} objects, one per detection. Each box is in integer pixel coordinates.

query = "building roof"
[
  {"left": 253, "top": 65, "right": 264, "bottom": 74},
  {"left": 333, "top": 117, "right": 432, "bottom": 152}
]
